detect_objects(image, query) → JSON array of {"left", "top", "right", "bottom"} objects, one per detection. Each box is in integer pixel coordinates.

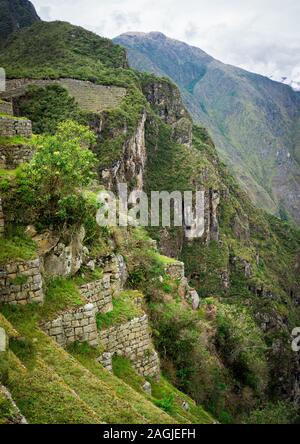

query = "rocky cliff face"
[
  {"left": 115, "top": 32, "right": 300, "bottom": 225},
  {"left": 0, "top": 0, "right": 40, "bottom": 44},
  {"left": 100, "top": 111, "right": 147, "bottom": 191},
  {"left": 141, "top": 76, "right": 193, "bottom": 147}
]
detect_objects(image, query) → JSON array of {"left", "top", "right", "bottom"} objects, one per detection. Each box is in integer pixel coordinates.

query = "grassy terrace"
[
  {"left": 0, "top": 234, "right": 37, "bottom": 265},
  {"left": 96, "top": 290, "right": 144, "bottom": 330},
  {"left": 0, "top": 136, "right": 30, "bottom": 146},
  {"left": 0, "top": 114, "right": 28, "bottom": 120},
  {"left": 112, "top": 355, "right": 214, "bottom": 424},
  {"left": 0, "top": 307, "right": 174, "bottom": 424}
]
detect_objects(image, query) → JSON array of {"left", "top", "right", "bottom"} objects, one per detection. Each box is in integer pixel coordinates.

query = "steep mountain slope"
[
  {"left": 0, "top": 17, "right": 299, "bottom": 424},
  {"left": 114, "top": 32, "right": 300, "bottom": 225},
  {"left": 0, "top": 0, "right": 40, "bottom": 44}
]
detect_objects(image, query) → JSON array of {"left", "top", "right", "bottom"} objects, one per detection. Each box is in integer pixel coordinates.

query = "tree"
[{"left": 17, "top": 120, "right": 97, "bottom": 227}]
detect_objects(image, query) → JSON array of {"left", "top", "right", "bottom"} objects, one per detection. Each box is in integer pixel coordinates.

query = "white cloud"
[{"left": 32, "top": 0, "right": 300, "bottom": 88}]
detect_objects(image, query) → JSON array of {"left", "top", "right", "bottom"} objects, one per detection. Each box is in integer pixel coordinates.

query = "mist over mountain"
[{"left": 115, "top": 32, "right": 300, "bottom": 224}]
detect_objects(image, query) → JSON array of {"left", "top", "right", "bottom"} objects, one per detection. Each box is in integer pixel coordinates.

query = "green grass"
[
  {"left": 96, "top": 290, "right": 143, "bottom": 330},
  {"left": 41, "top": 277, "right": 84, "bottom": 320},
  {"left": 154, "top": 253, "right": 178, "bottom": 265},
  {"left": 0, "top": 136, "right": 29, "bottom": 146},
  {"left": 0, "top": 309, "right": 174, "bottom": 424},
  {"left": 112, "top": 355, "right": 214, "bottom": 424},
  {"left": 72, "top": 267, "right": 104, "bottom": 286},
  {"left": 0, "top": 114, "right": 27, "bottom": 120},
  {"left": 0, "top": 234, "right": 37, "bottom": 265},
  {"left": 0, "top": 386, "right": 21, "bottom": 424},
  {"left": 69, "top": 342, "right": 174, "bottom": 424}
]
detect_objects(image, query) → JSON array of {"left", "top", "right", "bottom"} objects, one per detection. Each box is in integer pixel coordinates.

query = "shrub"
[
  {"left": 16, "top": 85, "right": 84, "bottom": 134},
  {"left": 154, "top": 393, "right": 175, "bottom": 414},
  {"left": 151, "top": 301, "right": 199, "bottom": 391},
  {"left": 15, "top": 120, "right": 97, "bottom": 228},
  {"left": 216, "top": 303, "right": 269, "bottom": 393},
  {"left": 244, "top": 401, "right": 298, "bottom": 424}
]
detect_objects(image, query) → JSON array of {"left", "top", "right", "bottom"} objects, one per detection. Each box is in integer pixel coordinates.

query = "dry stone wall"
[
  {"left": 0, "top": 101, "right": 13, "bottom": 115},
  {"left": 79, "top": 274, "right": 113, "bottom": 313},
  {"left": 0, "top": 143, "right": 35, "bottom": 169},
  {"left": 0, "top": 198, "right": 4, "bottom": 236},
  {"left": 41, "top": 274, "right": 114, "bottom": 347},
  {"left": 41, "top": 303, "right": 99, "bottom": 348},
  {"left": 1, "top": 78, "right": 126, "bottom": 113},
  {"left": 98, "top": 314, "right": 160, "bottom": 379},
  {"left": 0, "top": 258, "right": 44, "bottom": 305},
  {"left": 0, "top": 116, "right": 32, "bottom": 138}
]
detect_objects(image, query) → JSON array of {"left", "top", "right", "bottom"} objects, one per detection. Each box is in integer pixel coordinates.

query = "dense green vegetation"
[
  {"left": 0, "top": 21, "right": 127, "bottom": 80},
  {"left": 12, "top": 120, "right": 97, "bottom": 228},
  {"left": 16, "top": 85, "right": 85, "bottom": 134},
  {"left": 0, "top": 0, "right": 40, "bottom": 44},
  {"left": 96, "top": 290, "right": 143, "bottom": 329}
]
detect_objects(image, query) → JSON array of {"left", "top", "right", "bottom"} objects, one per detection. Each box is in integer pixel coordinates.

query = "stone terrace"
[
  {"left": 1, "top": 78, "right": 127, "bottom": 114},
  {"left": 98, "top": 314, "right": 160, "bottom": 379},
  {"left": 0, "top": 116, "right": 32, "bottom": 138},
  {"left": 0, "top": 258, "right": 44, "bottom": 305}
]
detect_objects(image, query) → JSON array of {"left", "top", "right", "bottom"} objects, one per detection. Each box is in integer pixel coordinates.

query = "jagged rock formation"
[
  {"left": 141, "top": 77, "right": 193, "bottom": 147},
  {"left": 100, "top": 111, "right": 147, "bottom": 191},
  {"left": 43, "top": 227, "right": 87, "bottom": 277}
]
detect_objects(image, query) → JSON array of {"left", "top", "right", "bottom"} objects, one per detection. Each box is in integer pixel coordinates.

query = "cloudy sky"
[{"left": 33, "top": 0, "right": 300, "bottom": 89}]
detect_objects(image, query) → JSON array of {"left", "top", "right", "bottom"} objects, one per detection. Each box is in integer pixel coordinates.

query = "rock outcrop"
[
  {"left": 101, "top": 112, "right": 147, "bottom": 191},
  {"left": 0, "top": 0, "right": 40, "bottom": 44},
  {"left": 0, "top": 385, "right": 27, "bottom": 424},
  {"left": 142, "top": 78, "right": 192, "bottom": 147},
  {"left": 43, "top": 226, "right": 87, "bottom": 277}
]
